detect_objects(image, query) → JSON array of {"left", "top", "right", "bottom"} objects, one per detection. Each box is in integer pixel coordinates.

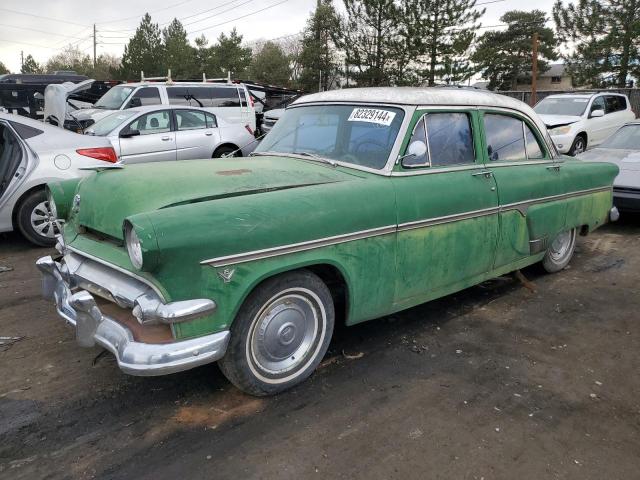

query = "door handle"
[
  {"left": 161, "top": 136, "right": 171, "bottom": 141},
  {"left": 205, "top": 132, "right": 213, "bottom": 136},
  {"left": 546, "top": 165, "right": 561, "bottom": 171},
  {"left": 471, "top": 170, "right": 493, "bottom": 178}
]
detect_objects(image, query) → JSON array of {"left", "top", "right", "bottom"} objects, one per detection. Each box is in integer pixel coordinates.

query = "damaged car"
[
  {"left": 38, "top": 87, "right": 619, "bottom": 396},
  {"left": 534, "top": 92, "right": 635, "bottom": 156}
]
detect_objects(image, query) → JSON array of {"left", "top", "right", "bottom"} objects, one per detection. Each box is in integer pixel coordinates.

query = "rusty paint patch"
[{"left": 217, "top": 169, "right": 252, "bottom": 176}]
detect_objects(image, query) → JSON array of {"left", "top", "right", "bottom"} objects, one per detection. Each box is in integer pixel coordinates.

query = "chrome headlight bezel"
[{"left": 124, "top": 222, "right": 144, "bottom": 270}]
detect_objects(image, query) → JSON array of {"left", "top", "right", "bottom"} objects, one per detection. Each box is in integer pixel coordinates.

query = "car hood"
[
  {"left": 538, "top": 114, "right": 582, "bottom": 129},
  {"left": 578, "top": 148, "right": 640, "bottom": 188},
  {"left": 74, "top": 156, "right": 363, "bottom": 239},
  {"left": 43, "top": 79, "right": 95, "bottom": 126},
  {"left": 71, "top": 108, "right": 114, "bottom": 122}
]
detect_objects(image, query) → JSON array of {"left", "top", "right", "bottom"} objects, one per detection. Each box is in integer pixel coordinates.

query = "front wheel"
[
  {"left": 568, "top": 135, "right": 586, "bottom": 156},
  {"left": 219, "top": 270, "right": 334, "bottom": 396},
  {"left": 542, "top": 228, "right": 577, "bottom": 273}
]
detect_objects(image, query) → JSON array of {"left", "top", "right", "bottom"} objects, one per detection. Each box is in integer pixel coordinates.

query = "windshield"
[
  {"left": 255, "top": 104, "right": 405, "bottom": 169},
  {"left": 600, "top": 125, "right": 640, "bottom": 150},
  {"left": 94, "top": 85, "right": 134, "bottom": 109},
  {"left": 534, "top": 97, "right": 589, "bottom": 116},
  {"left": 85, "top": 111, "right": 136, "bottom": 136}
]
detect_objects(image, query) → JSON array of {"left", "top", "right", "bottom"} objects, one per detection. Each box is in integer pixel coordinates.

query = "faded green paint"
[{"left": 50, "top": 104, "right": 619, "bottom": 343}]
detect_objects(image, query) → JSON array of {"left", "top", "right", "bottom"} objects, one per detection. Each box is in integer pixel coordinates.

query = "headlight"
[
  {"left": 124, "top": 223, "right": 144, "bottom": 269},
  {"left": 549, "top": 125, "right": 572, "bottom": 135}
]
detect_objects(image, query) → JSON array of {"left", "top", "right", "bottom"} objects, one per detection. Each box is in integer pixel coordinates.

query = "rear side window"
[
  {"left": 484, "top": 113, "right": 545, "bottom": 161},
  {"left": 9, "top": 121, "right": 43, "bottom": 139},
  {"left": 404, "top": 112, "right": 475, "bottom": 167},
  {"left": 205, "top": 112, "right": 217, "bottom": 128},
  {"left": 126, "top": 87, "right": 161, "bottom": 108},
  {"left": 167, "top": 86, "right": 241, "bottom": 108}
]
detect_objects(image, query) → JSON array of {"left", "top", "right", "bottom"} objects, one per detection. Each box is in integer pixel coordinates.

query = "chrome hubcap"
[
  {"left": 30, "top": 201, "right": 60, "bottom": 238},
  {"left": 550, "top": 230, "right": 574, "bottom": 262},
  {"left": 249, "top": 291, "right": 321, "bottom": 376},
  {"left": 575, "top": 139, "right": 585, "bottom": 154}
]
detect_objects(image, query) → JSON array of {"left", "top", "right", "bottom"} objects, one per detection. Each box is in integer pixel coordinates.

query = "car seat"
[{"left": 149, "top": 117, "right": 159, "bottom": 129}]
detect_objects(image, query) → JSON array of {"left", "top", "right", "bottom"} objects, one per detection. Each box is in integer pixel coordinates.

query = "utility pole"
[
  {"left": 316, "top": 0, "right": 322, "bottom": 92},
  {"left": 20, "top": 50, "right": 24, "bottom": 71},
  {"left": 531, "top": 32, "right": 538, "bottom": 107},
  {"left": 93, "top": 23, "right": 97, "bottom": 68}
]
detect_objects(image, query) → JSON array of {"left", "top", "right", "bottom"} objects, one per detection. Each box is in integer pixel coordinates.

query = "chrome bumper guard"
[{"left": 36, "top": 255, "right": 230, "bottom": 376}]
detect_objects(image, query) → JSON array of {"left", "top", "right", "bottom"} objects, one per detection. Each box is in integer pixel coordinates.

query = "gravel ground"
[{"left": 1, "top": 216, "right": 639, "bottom": 480}]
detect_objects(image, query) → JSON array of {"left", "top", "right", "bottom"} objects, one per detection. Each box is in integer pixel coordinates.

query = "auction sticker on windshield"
[{"left": 348, "top": 108, "right": 396, "bottom": 126}]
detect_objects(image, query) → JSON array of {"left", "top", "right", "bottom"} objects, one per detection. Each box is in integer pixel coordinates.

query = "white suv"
[
  {"left": 70, "top": 81, "right": 256, "bottom": 133},
  {"left": 534, "top": 92, "right": 636, "bottom": 156}
]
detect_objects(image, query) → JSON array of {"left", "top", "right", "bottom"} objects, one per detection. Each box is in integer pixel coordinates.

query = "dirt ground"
[{"left": 0, "top": 216, "right": 639, "bottom": 480}]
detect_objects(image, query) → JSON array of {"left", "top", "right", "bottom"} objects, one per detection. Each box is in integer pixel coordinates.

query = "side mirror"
[
  {"left": 126, "top": 97, "right": 142, "bottom": 109},
  {"left": 590, "top": 109, "right": 605, "bottom": 118},
  {"left": 400, "top": 140, "right": 428, "bottom": 167},
  {"left": 120, "top": 128, "right": 140, "bottom": 138}
]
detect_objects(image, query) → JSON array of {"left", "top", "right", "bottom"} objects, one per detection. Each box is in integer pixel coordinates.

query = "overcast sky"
[{"left": 0, "top": 0, "right": 560, "bottom": 74}]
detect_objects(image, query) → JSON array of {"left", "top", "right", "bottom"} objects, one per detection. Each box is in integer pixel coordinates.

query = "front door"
[
  {"left": 586, "top": 96, "right": 610, "bottom": 146},
  {"left": 118, "top": 110, "right": 176, "bottom": 164},
  {"left": 392, "top": 110, "right": 499, "bottom": 305},
  {"left": 479, "top": 111, "right": 567, "bottom": 268}
]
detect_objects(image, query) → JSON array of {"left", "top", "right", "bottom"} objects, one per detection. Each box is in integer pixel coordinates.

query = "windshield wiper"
[{"left": 250, "top": 150, "right": 337, "bottom": 167}]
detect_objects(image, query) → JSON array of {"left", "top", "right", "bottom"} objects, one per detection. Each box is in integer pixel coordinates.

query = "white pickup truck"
[{"left": 534, "top": 92, "right": 636, "bottom": 156}]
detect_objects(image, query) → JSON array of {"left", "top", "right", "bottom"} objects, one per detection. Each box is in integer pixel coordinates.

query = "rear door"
[
  {"left": 174, "top": 109, "right": 220, "bottom": 160},
  {"left": 0, "top": 120, "right": 27, "bottom": 203},
  {"left": 480, "top": 111, "right": 566, "bottom": 268},
  {"left": 118, "top": 110, "right": 176, "bottom": 164},
  {"left": 392, "top": 109, "right": 500, "bottom": 304},
  {"left": 605, "top": 95, "right": 632, "bottom": 137}
]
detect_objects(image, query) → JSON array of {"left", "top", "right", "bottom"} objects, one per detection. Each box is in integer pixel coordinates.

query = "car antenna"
[{"left": 223, "top": 132, "right": 268, "bottom": 158}]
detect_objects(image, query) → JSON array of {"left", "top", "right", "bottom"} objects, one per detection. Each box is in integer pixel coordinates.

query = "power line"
[
  {"left": 0, "top": 7, "right": 89, "bottom": 28},
  {"left": 0, "top": 23, "right": 90, "bottom": 40},
  {"left": 95, "top": 0, "right": 197, "bottom": 25},
  {"left": 0, "top": 37, "right": 59, "bottom": 50},
  {"left": 183, "top": 0, "right": 253, "bottom": 27},
  {"left": 187, "top": 0, "right": 290, "bottom": 35}
]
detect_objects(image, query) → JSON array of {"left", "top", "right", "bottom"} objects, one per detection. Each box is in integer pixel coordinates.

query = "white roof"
[{"left": 294, "top": 87, "right": 548, "bottom": 135}]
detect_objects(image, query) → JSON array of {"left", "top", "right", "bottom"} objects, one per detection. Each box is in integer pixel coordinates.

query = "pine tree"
[
  {"left": 472, "top": 10, "right": 557, "bottom": 90},
  {"left": 121, "top": 13, "right": 164, "bottom": 80},
  {"left": 249, "top": 42, "right": 292, "bottom": 86},
  {"left": 211, "top": 28, "right": 253, "bottom": 78},
  {"left": 163, "top": 18, "right": 196, "bottom": 79},
  {"left": 336, "top": 0, "right": 405, "bottom": 86},
  {"left": 554, "top": 0, "right": 640, "bottom": 87},
  {"left": 410, "top": 0, "right": 484, "bottom": 86},
  {"left": 21, "top": 54, "right": 42, "bottom": 74},
  {"left": 0, "top": 61, "right": 9, "bottom": 74},
  {"left": 298, "top": 0, "right": 341, "bottom": 91}
]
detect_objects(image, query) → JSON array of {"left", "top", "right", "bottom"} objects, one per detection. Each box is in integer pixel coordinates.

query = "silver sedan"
[
  {"left": 0, "top": 113, "right": 118, "bottom": 246},
  {"left": 85, "top": 105, "right": 257, "bottom": 163}
]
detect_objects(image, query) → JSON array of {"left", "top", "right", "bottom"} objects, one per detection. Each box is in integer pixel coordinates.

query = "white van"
[{"left": 70, "top": 81, "right": 256, "bottom": 133}]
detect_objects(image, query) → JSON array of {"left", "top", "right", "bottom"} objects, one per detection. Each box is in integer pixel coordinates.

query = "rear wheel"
[
  {"left": 542, "top": 228, "right": 577, "bottom": 273},
  {"left": 16, "top": 189, "right": 60, "bottom": 247},
  {"left": 568, "top": 135, "right": 586, "bottom": 156},
  {"left": 213, "top": 145, "right": 240, "bottom": 158},
  {"left": 219, "top": 270, "right": 334, "bottom": 396}
]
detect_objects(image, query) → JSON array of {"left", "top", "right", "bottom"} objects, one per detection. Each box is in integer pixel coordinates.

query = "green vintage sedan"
[{"left": 38, "top": 88, "right": 619, "bottom": 396}]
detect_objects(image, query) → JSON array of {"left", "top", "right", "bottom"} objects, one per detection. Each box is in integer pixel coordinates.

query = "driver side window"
[{"left": 590, "top": 97, "right": 605, "bottom": 114}]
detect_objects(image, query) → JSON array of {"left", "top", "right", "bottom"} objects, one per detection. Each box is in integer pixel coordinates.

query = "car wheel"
[
  {"left": 542, "top": 228, "right": 577, "bottom": 273},
  {"left": 16, "top": 189, "right": 60, "bottom": 247},
  {"left": 568, "top": 135, "right": 586, "bottom": 156},
  {"left": 219, "top": 270, "right": 335, "bottom": 396},
  {"left": 213, "top": 145, "right": 239, "bottom": 158}
]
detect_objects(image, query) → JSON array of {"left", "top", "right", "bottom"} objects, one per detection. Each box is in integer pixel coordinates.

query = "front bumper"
[
  {"left": 36, "top": 254, "right": 229, "bottom": 376},
  {"left": 613, "top": 186, "right": 640, "bottom": 212},
  {"left": 549, "top": 133, "right": 575, "bottom": 154}
]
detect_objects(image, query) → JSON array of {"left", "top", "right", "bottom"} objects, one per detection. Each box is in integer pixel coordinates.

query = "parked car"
[
  {"left": 0, "top": 113, "right": 117, "bottom": 246},
  {"left": 260, "top": 108, "right": 285, "bottom": 134},
  {"left": 68, "top": 81, "right": 256, "bottom": 133},
  {"left": 38, "top": 87, "right": 618, "bottom": 396},
  {"left": 534, "top": 92, "right": 635, "bottom": 156},
  {"left": 84, "top": 105, "right": 256, "bottom": 162},
  {"left": 578, "top": 121, "right": 640, "bottom": 212}
]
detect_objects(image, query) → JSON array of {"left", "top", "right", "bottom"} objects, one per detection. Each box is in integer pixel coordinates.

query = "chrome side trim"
[
  {"left": 201, "top": 186, "right": 611, "bottom": 268},
  {"left": 397, "top": 206, "right": 500, "bottom": 232},
  {"left": 67, "top": 245, "right": 166, "bottom": 301},
  {"left": 201, "top": 224, "right": 397, "bottom": 268}
]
